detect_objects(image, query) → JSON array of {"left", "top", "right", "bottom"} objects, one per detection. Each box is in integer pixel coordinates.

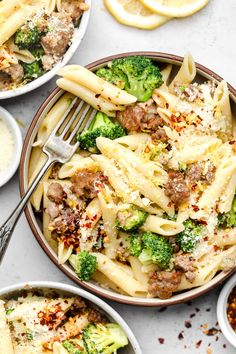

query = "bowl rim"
[
  {"left": 19, "top": 51, "right": 236, "bottom": 307},
  {"left": 0, "top": 0, "right": 91, "bottom": 100},
  {"left": 0, "top": 106, "right": 22, "bottom": 187},
  {"left": 217, "top": 274, "right": 236, "bottom": 348},
  {"left": 0, "top": 280, "right": 142, "bottom": 354}
]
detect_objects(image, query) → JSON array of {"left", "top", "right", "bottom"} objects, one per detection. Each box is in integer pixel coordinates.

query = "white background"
[{"left": 1, "top": 1, "right": 236, "bottom": 353}]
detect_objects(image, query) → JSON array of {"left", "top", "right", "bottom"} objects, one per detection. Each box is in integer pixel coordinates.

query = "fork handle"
[{"left": 0, "top": 157, "right": 54, "bottom": 265}]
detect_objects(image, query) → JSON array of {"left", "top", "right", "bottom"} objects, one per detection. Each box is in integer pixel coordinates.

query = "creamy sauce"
[{"left": 0, "top": 119, "right": 14, "bottom": 172}]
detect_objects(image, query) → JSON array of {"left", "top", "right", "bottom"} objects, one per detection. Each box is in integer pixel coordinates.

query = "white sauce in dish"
[{"left": 0, "top": 119, "right": 14, "bottom": 172}]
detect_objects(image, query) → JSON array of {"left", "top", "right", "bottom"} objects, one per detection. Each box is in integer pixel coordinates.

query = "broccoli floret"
[
  {"left": 63, "top": 339, "right": 86, "bottom": 354},
  {"left": 176, "top": 219, "right": 203, "bottom": 253},
  {"left": 129, "top": 234, "right": 143, "bottom": 257},
  {"left": 138, "top": 232, "right": 173, "bottom": 269},
  {"left": 14, "top": 26, "right": 42, "bottom": 50},
  {"left": 22, "top": 61, "right": 44, "bottom": 81},
  {"left": 96, "top": 66, "right": 126, "bottom": 89},
  {"left": 69, "top": 251, "right": 97, "bottom": 281},
  {"left": 96, "top": 56, "right": 163, "bottom": 102},
  {"left": 116, "top": 205, "right": 148, "bottom": 232},
  {"left": 218, "top": 195, "right": 236, "bottom": 228},
  {"left": 78, "top": 112, "right": 126, "bottom": 153},
  {"left": 31, "top": 47, "right": 45, "bottom": 60},
  {"left": 83, "top": 323, "right": 128, "bottom": 354}
]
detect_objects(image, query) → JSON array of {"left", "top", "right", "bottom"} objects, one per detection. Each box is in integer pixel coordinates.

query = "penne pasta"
[
  {"left": 169, "top": 52, "right": 197, "bottom": 93},
  {"left": 58, "top": 65, "right": 137, "bottom": 105},
  {"left": 56, "top": 78, "right": 125, "bottom": 117},
  {"left": 141, "top": 215, "right": 184, "bottom": 236},
  {"left": 92, "top": 253, "right": 148, "bottom": 297}
]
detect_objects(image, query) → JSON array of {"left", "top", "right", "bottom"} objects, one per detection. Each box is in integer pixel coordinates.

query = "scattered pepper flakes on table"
[
  {"left": 185, "top": 320, "right": 192, "bottom": 328},
  {"left": 195, "top": 339, "right": 202, "bottom": 348}
]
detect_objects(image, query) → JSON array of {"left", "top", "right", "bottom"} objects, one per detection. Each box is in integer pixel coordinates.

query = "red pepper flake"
[
  {"left": 185, "top": 301, "right": 192, "bottom": 306},
  {"left": 215, "top": 336, "right": 219, "bottom": 342},
  {"left": 158, "top": 338, "right": 165, "bottom": 344},
  {"left": 200, "top": 220, "right": 208, "bottom": 225},
  {"left": 206, "top": 308, "right": 211, "bottom": 312},
  {"left": 195, "top": 340, "right": 202, "bottom": 348},
  {"left": 227, "top": 285, "right": 236, "bottom": 331},
  {"left": 178, "top": 331, "right": 184, "bottom": 340},
  {"left": 204, "top": 327, "right": 219, "bottom": 336},
  {"left": 195, "top": 308, "right": 200, "bottom": 312},
  {"left": 229, "top": 141, "right": 236, "bottom": 145},
  {"left": 170, "top": 114, "right": 178, "bottom": 122},
  {"left": 223, "top": 344, "right": 227, "bottom": 348},
  {"left": 213, "top": 245, "right": 219, "bottom": 252},
  {"left": 185, "top": 320, "right": 192, "bottom": 328},
  {"left": 192, "top": 205, "right": 200, "bottom": 212},
  {"left": 190, "top": 313, "right": 196, "bottom": 318}
]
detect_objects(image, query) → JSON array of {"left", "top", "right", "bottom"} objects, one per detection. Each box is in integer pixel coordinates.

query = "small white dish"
[
  {"left": 0, "top": 106, "right": 22, "bottom": 187},
  {"left": 0, "top": 0, "right": 91, "bottom": 100},
  {"left": 0, "top": 281, "right": 142, "bottom": 354},
  {"left": 217, "top": 274, "right": 236, "bottom": 348}
]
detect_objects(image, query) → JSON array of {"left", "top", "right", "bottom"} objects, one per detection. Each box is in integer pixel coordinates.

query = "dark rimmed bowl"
[{"left": 19, "top": 51, "right": 236, "bottom": 307}]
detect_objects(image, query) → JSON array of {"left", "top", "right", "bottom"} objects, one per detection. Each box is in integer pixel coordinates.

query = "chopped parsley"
[
  {"left": 26, "top": 329, "right": 33, "bottom": 341},
  {"left": 5, "top": 307, "right": 15, "bottom": 315},
  {"left": 179, "top": 85, "right": 186, "bottom": 93}
]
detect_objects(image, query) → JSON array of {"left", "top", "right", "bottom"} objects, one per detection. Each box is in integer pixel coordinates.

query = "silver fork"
[{"left": 0, "top": 98, "right": 97, "bottom": 264}]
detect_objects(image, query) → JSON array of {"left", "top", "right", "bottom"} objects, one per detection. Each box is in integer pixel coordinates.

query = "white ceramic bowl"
[
  {"left": 217, "top": 274, "right": 236, "bottom": 348},
  {"left": 0, "top": 1, "right": 91, "bottom": 100},
  {"left": 0, "top": 281, "right": 142, "bottom": 354},
  {"left": 0, "top": 106, "right": 22, "bottom": 187}
]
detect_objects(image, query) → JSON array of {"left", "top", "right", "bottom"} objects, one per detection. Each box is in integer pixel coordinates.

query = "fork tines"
[{"left": 50, "top": 97, "right": 97, "bottom": 144}]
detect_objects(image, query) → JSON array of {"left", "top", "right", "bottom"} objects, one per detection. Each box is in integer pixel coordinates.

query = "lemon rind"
[
  {"left": 139, "top": 0, "right": 210, "bottom": 18},
  {"left": 104, "top": 0, "right": 170, "bottom": 30}
]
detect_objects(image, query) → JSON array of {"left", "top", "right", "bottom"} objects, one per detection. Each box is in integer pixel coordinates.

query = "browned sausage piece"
[
  {"left": 187, "top": 163, "right": 203, "bottom": 183},
  {"left": 151, "top": 128, "right": 168, "bottom": 143},
  {"left": 88, "top": 308, "right": 107, "bottom": 324},
  {"left": 116, "top": 105, "right": 145, "bottom": 132},
  {"left": 41, "top": 12, "right": 74, "bottom": 57},
  {"left": 47, "top": 183, "right": 64, "bottom": 204},
  {"left": 2, "top": 63, "right": 24, "bottom": 83},
  {"left": 174, "top": 254, "right": 196, "bottom": 283},
  {"left": 71, "top": 169, "right": 106, "bottom": 199},
  {"left": 61, "top": 0, "right": 88, "bottom": 23},
  {"left": 164, "top": 171, "right": 190, "bottom": 206},
  {"left": 148, "top": 270, "right": 182, "bottom": 299}
]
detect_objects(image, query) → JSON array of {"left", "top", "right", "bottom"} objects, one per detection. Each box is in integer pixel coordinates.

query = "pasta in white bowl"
[
  {"left": 20, "top": 52, "right": 236, "bottom": 306},
  {"left": 0, "top": 0, "right": 91, "bottom": 99},
  {"left": 0, "top": 282, "right": 141, "bottom": 353}
]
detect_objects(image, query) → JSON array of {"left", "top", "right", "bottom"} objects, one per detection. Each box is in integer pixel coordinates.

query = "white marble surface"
[{"left": 1, "top": 1, "right": 236, "bottom": 353}]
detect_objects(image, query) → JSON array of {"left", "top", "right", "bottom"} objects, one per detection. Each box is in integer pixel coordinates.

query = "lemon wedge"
[
  {"left": 139, "top": 0, "right": 210, "bottom": 17},
  {"left": 104, "top": 0, "right": 170, "bottom": 30}
]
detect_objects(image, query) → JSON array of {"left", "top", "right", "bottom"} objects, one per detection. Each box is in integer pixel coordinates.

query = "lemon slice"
[
  {"left": 139, "top": 0, "right": 209, "bottom": 17},
  {"left": 104, "top": 0, "right": 170, "bottom": 30}
]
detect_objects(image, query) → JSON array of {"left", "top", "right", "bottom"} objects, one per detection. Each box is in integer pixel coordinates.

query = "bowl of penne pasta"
[
  {"left": 20, "top": 51, "right": 236, "bottom": 306},
  {"left": 0, "top": 0, "right": 91, "bottom": 99},
  {"left": 0, "top": 281, "right": 141, "bottom": 353}
]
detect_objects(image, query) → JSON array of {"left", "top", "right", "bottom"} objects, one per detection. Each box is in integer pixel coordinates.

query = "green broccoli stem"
[{"left": 127, "top": 78, "right": 150, "bottom": 102}]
